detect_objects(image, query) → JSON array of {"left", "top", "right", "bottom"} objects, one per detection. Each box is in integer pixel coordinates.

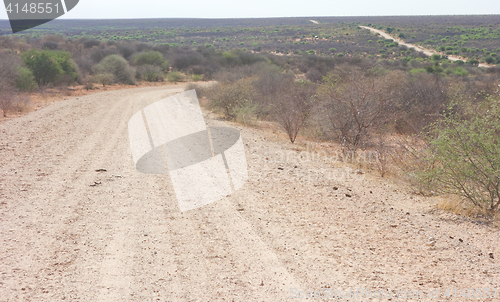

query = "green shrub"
[
  {"left": 192, "top": 74, "right": 204, "bottom": 81},
  {"left": 409, "top": 68, "right": 427, "bottom": 74},
  {"left": 422, "top": 97, "right": 500, "bottom": 212},
  {"left": 485, "top": 56, "right": 495, "bottom": 64},
  {"left": 431, "top": 54, "right": 442, "bottom": 61},
  {"left": 467, "top": 59, "right": 479, "bottom": 66},
  {"left": 134, "top": 51, "right": 168, "bottom": 69},
  {"left": 15, "top": 67, "right": 37, "bottom": 91},
  {"left": 166, "top": 71, "right": 184, "bottom": 82},
  {"left": 94, "top": 54, "right": 136, "bottom": 85},
  {"left": 454, "top": 67, "right": 469, "bottom": 76},
  {"left": 21, "top": 49, "right": 77, "bottom": 86}
]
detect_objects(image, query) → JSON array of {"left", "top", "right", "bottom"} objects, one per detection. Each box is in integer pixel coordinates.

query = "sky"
[{"left": 1, "top": 0, "right": 500, "bottom": 19}]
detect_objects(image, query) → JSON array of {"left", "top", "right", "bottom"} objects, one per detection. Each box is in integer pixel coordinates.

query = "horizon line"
[{"left": 1, "top": 13, "right": 500, "bottom": 22}]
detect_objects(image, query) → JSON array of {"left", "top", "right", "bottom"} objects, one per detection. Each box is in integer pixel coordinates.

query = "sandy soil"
[
  {"left": 360, "top": 26, "right": 491, "bottom": 68},
  {"left": 0, "top": 85, "right": 499, "bottom": 301}
]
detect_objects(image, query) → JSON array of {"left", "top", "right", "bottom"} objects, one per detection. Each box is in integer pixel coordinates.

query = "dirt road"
[
  {"left": 360, "top": 26, "right": 490, "bottom": 68},
  {"left": 1, "top": 86, "right": 499, "bottom": 301}
]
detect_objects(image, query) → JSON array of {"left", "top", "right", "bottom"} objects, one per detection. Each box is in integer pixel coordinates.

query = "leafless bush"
[
  {"left": 0, "top": 52, "right": 22, "bottom": 117},
  {"left": 272, "top": 80, "right": 315, "bottom": 143},
  {"left": 0, "top": 92, "right": 30, "bottom": 117},
  {"left": 207, "top": 77, "right": 256, "bottom": 119},
  {"left": 391, "top": 135, "right": 436, "bottom": 193},
  {"left": 396, "top": 73, "right": 448, "bottom": 134},
  {"left": 92, "top": 73, "right": 114, "bottom": 87},
  {"left": 373, "top": 136, "right": 391, "bottom": 177},
  {"left": 317, "top": 66, "right": 399, "bottom": 154}
]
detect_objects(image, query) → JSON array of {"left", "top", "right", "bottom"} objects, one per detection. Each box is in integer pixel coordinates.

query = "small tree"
[
  {"left": 318, "top": 66, "right": 398, "bottom": 153},
  {"left": 21, "top": 49, "right": 77, "bottom": 86},
  {"left": 272, "top": 80, "right": 315, "bottom": 143},
  {"left": 424, "top": 96, "right": 500, "bottom": 213},
  {"left": 21, "top": 49, "right": 63, "bottom": 86}
]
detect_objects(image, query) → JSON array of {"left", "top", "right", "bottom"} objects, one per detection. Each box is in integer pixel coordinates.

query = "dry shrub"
[
  {"left": 206, "top": 77, "right": 256, "bottom": 119},
  {"left": 391, "top": 135, "right": 436, "bottom": 194},
  {"left": 0, "top": 93, "right": 31, "bottom": 117},
  {"left": 437, "top": 194, "right": 500, "bottom": 225},
  {"left": 272, "top": 80, "right": 315, "bottom": 143},
  {"left": 316, "top": 66, "right": 401, "bottom": 154},
  {"left": 372, "top": 136, "right": 391, "bottom": 177}
]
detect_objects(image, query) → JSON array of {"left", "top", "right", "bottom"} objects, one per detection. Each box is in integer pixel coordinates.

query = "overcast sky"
[{"left": 1, "top": 0, "right": 500, "bottom": 19}]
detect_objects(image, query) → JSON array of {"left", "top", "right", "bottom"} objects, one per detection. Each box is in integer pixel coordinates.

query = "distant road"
[{"left": 360, "top": 26, "right": 490, "bottom": 68}]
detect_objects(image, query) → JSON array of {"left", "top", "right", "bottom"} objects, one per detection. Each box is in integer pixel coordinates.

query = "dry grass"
[{"left": 436, "top": 194, "right": 500, "bottom": 226}]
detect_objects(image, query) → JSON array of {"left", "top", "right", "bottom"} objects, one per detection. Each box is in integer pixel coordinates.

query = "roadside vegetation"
[{"left": 0, "top": 15, "right": 499, "bottom": 217}]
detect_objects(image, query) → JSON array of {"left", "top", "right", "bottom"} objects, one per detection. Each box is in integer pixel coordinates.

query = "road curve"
[{"left": 360, "top": 26, "right": 490, "bottom": 68}]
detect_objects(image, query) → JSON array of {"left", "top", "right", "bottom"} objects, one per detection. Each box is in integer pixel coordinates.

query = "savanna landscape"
[{"left": 1, "top": 14, "right": 500, "bottom": 301}]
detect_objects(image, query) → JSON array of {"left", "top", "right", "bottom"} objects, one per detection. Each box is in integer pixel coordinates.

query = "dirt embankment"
[{"left": 0, "top": 86, "right": 498, "bottom": 301}]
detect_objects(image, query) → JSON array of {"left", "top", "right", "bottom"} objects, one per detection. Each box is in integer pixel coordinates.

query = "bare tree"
[
  {"left": 317, "top": 66, "right": 399, "bottom": 154},
  {"left": 273, "top": 80, "right": 315, "bottom": 143}
]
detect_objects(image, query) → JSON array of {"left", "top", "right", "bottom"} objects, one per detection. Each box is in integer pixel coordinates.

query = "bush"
[
  {"left": 137, "top": 65, "right": 164, "bottom": 82},
  {"left": 192, "top": 74, "right": 204, "bottom": 81},
  {"left": 42, "top": 41, "right": 58, "bottom": 50},
  {"left": 423, "top": 97, "right": 500, "bottom": 212},
  {"left": 13, "top": 67, "right": 37, "bottom": 91},
  {"left": 272, "top": 80, "right": 315, "bottom": 143},
  {"left": 21, "top": 49, "right": 77, "bottom": 86},
  {"left": 234, "top": 99, "right": 258, "bottom": 125},
  {"left": 166, "top": 71, "right": 184, "bottom": 82},
  {"left": 485, "top": 56, "right": 495, "bottom": 64},
  {"left": 134, "top": 51, "right": 167, "bottom": 69},
  {"left": 90, "top": 46, "right": 119, "bottom": 63},
  {"left": 431, "top": 54, "right": 442, "bottom": 61},
  {"left": 93, "top": 73, "right": 114, "bottom": 87},
  {"left": 94, "top": 54, "right": 136, "bottom": 85},
  {"left": 208, "top": 77, "right": 255, "bottom": 118},
  {"left": 0, "top": 93, "right": 30, "bottom": 117},
  {"left": 454, "top": 67, "right": 469, "bottom": 76},
  {"left": 317, "top": 67, "right": 399, "bottom": 153},
  {"left": 467, "top": 59, "right": 479, "bottom": 66},
  {"left": 0, "top": 54, "right": 21, "bottom": 116}
]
